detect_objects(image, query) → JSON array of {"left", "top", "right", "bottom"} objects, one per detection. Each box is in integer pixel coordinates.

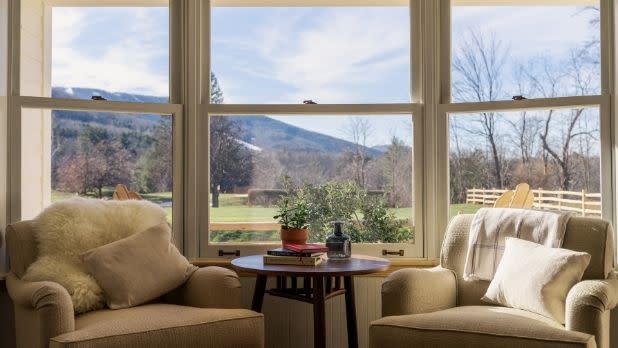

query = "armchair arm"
[
  {"left": 566, "top": 278, "right": 618, "bottom": 348},
  {"left": 166, "top": 266, "right": 243, "bottom": 309},
  {"left": 6, "top": 272, "right": 75, "bottom": 348},
  {"left": 381, "top": 266, "right": 457, "bottom": 317}
]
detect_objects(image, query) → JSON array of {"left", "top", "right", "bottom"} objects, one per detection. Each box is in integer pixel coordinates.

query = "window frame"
[
  {"left": 7, "top": 0, "right": 186, "bottom": 250},
  {"left": 6, "top": 0, "right": 616, "bottom": 262},
  {"left": 439, "top": 0, "right": 615, "bottom": 256},
  {"left": 198, "top": 0, "right": 425, "bottom": 258}
]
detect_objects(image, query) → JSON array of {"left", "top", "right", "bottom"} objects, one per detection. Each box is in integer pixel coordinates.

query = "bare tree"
[
  {"left": 453, "top": 30, "right": 509, "bottom": 188},
  {"left": 57, "top": 127, "right": 133, "bottom": 198},
  {"left": 521, "top": 54, "right": 598, "bottom": 191},
  {"left": 344, "top": 117, "right": 373, "bottom": 188}
]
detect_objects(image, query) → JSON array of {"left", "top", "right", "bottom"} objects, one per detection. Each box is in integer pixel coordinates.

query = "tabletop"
[{"left": 231, "top": 255, "right": 390, "bottom": 276}]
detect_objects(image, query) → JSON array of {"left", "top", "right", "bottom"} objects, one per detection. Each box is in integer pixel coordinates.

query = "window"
[
  {"left": 14, "top": 1, "right": 181, "bottom": 244},
  {"left": 204, "top": 1, "right": 421, "bottom": 258},
  {"left": 451, "top": 2, "right": 600, "bottom": 102},
  {"left": 449, "top": 107, "right": 601, "bottom": 219},
  {"left": 10, "top": 1, "right": 615, "bottom": 261},
  {"left": 447, "top": 1, "right": 609, "bottom": 231},
  {"left": 211, "top": 4, "right": 411, "bottom": 104},
  {"left": 207, "top": 114, "right": 415, "bottom": 247},
  {"left": 22, "top": 4, "right": 170, "bottom": 102},
  {"left": 21, "top": 108, "right": 174, "bottom": 223}
]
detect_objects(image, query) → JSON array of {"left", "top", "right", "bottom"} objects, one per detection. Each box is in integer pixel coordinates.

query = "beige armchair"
[
  {"left": 6, "top": 220, "right": 264, "bottom": 348},
  {"left": 371, "top": 215, "right": 617, "bottom": 348}
]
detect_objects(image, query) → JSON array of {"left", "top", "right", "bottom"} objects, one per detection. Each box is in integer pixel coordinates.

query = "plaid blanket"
[{"left": 463, "top": 208, "right": 570, "bottom": 281}]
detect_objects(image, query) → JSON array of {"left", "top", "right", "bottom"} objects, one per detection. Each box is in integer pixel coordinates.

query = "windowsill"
[{"left": 190, "top": 258, "right": 439, "bottom": 277}]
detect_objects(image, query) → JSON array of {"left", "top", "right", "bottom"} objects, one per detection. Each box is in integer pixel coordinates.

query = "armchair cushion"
[
  {"left": 49, "top": 304, "right": 264, "bottom": 348},
  {"left": 381, "top": 266, "right": 456, "bottom": 317},
  {"left": 81, "top": 223, "right": 197, "bottom": 309},
  {"left": 165, "top": 266, "right": 242, "bottom": 309},
  {"left": 483, "top": 238, "right": 591, "bottom": 324},
  {"left": 370, "top": 306, "right": 595, "bottom": 348}
]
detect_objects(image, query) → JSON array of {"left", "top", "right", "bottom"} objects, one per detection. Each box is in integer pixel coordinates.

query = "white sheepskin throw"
[{"left": 22, "top": 198, "right": 168, "bottom": 314}]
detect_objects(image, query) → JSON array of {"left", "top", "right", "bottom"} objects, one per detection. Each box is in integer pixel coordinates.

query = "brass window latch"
[
  {"left": 218, "top": 249, "right": 240, "bottom": 257},
  {"left": 382, "top": 249, "right": 404, "bottom": 256}
]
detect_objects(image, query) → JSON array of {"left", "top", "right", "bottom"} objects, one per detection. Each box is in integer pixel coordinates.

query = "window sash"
[{"left": 12, "top": 96, "right": 185, "bottom": 251}]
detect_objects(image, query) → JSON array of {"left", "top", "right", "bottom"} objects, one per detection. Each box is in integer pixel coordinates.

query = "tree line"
[{"left": 450, "top": 7, "right": 601, "bottom": 203}]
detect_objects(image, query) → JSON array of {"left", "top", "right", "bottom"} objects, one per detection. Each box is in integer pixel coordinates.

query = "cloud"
[
  {"left": 51, "top": 8, "right": 169, "bottom": 97},
  {"left": 213, "top": 7, "right": 410, "bottom": 104}
]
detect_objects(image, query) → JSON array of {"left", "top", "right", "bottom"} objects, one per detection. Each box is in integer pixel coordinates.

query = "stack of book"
[{"left": 263, "top": 244, "right": 328, "bottom": 266}]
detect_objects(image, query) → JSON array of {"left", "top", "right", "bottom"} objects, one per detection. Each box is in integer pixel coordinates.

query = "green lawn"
[
  {"left": 449, "top": 203, "right": 483, "bottom": 220},
  {"left": 209, "top": 194, "right": 414, "bottom": 223},
  {"left": 52, "top": 190, "right": 482, "bottom": 229}
]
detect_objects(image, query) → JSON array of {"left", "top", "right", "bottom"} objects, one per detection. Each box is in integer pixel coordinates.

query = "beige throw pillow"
[
  {"left": 482, "top": 237, "right": 591, "bottom": 324},
  {"left": 81, "top": 223, "right": 198, "bottom": 309}
]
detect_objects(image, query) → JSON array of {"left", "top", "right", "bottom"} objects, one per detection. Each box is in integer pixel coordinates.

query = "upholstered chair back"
[
  {"left": 5, "top": 220, "right": 38, "bottom": 278},
  {"left": 441, "top": 214, "right": 614, "bottom": 306}
]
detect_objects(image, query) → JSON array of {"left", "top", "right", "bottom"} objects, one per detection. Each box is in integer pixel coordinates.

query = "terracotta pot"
[{"left": 280, "top": 227, "right": 308, "bottom": 246}]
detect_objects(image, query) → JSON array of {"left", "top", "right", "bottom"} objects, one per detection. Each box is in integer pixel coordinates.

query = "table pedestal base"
[{"left": 251, "top": 275, "right": 358, "bottom": 348}]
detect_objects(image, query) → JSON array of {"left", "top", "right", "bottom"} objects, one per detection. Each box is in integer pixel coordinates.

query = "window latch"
[
  {"left": 218, "top": 249, "right": 240, "bottom": 257},
  {"left": 303, "top": 99, "right": 318, "bottom": 104},
  {"left": 382, "top": 249, "right": 404, "bottom": 257},
  {"left": 512, "top": 95, "right": 527, "bottom": 101}
]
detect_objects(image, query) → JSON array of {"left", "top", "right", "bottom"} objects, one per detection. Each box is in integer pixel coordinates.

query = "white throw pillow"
[{"left": 482, "top": 237, "right": 591, "bottom": 324}]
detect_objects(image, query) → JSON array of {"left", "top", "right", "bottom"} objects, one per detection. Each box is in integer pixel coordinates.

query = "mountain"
[
  {"left": 371, "top": 145, "right": 390, "bottom": 153},
  {"left": 229, "top": 115, "right": 382, "bottom": 156},
  {"left": 52, "top": 87, "right": 168, "bottom": 104},
  {"left": 51, "top": 87, "right": 381, "bottom": 156}
]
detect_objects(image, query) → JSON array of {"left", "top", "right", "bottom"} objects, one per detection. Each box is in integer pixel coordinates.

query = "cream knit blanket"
[{"left": 463, "top": 208, "right": 570, "bottom": 281}]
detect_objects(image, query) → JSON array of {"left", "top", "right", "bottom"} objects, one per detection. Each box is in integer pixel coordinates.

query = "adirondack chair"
[
  {"left": 493, "top": 183, "right": 534, "bottom": 209},
  {"left": 112, "top": 184, "right": 143, "bottom": 201}
]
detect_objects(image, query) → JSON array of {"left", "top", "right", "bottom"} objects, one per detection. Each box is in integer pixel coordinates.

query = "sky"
[{"left": 51, "top": 5, "right": 598, "bottom": 146}]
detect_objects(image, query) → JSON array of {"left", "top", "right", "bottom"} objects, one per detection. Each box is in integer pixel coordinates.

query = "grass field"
[
  {"left": 209, "top": 194, "right": 415, "bottom": 222},
  {"left": 51, "top": 190, "right": 483, "bottom": 235}
]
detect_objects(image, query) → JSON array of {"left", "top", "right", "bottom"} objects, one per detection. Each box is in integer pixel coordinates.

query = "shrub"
[
  {"left": 248, "top": 189, "right": 285, "bottom": 207},
  {"left": 274, "top": 179, "right": 413, "bottom": 243}
]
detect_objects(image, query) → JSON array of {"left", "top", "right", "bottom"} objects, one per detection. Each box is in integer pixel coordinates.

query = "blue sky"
[{"left": 52, "top": 5, "right": 597, "bottom": 146}]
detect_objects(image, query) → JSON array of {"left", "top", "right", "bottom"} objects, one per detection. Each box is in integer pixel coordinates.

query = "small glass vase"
[{"left": 326, "top": 221, "right": 351, "bottom": 260}]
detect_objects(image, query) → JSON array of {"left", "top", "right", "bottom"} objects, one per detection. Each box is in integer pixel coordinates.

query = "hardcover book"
[
  {"left": 267, "top": 248, "right": 324, "bottom": 257},
  {"left": 263, "top": 254, "right": 325, "bottom": 266},
  {"left": 284, "top": 243, "right": 329, "bottom": 254}
]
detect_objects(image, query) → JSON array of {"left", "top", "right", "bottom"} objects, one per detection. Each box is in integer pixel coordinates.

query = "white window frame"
[
  {"left": 6, "top": 0, "right": 186, "bottom": 250},
  {"left": 438, "top": 0, "right": 615, "bottom": 259},
  {"left": 198, "top": 0, "right": 426, "bottom": 259},
  {"left": 6, "top": 0, "right": 616, "bottom": 262}
]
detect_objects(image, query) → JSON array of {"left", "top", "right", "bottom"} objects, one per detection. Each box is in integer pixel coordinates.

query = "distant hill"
[
  {"left": 51, "top": 87, "right": 381, "bottom": 156},
  {"left": 52, "top": 87, "right": 168, "bottom": 104},
  {"left": 229, "top": 115, "right": 382, "bottom": 156}
]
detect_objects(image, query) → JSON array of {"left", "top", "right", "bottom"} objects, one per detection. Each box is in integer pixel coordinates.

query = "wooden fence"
[{"left": 466, "top": 188, "right": 602, "bottom": 216}]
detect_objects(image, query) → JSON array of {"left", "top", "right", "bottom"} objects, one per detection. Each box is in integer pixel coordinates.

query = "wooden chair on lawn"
[
  {"left": 493, "top": 183, "right": 534, "bottom": 209},
  {"left": 112, "top": 184, "right": 143, "bottom": 201}
]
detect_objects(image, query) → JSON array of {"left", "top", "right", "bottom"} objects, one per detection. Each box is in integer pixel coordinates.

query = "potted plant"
[{"left": 273, "top": 178, "right": 309, "bottom": 246}]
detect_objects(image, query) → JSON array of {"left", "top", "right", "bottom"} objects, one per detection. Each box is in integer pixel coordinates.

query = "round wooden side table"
[{"left": 231, "top": 255, "right": 390, "bottom": 348}]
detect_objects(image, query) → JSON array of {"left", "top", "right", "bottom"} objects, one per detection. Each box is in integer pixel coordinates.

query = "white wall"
[{"left": 239, "top": 276, "right": 382, "bottom": 348}]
